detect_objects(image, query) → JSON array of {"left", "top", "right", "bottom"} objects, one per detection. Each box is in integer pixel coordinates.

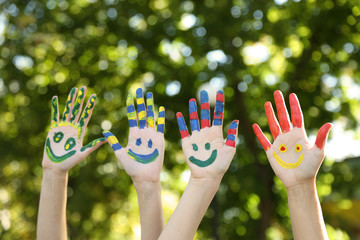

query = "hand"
[
  {"left": 102, "top": 88, "right": 165, "bottom": 183},
  {"left": 176, "top": 90, "right": 239, "bottom": 181},
  {"left": 42, "top": 87, "right": 106, "bottom": 172},
  {"left": 252, "top": 90, "right": 332, "bottom": 189}
]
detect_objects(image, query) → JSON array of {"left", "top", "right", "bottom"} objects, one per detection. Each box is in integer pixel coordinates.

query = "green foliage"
[{"left": 0, "top": 0, "right": 360, "bottom": 239}]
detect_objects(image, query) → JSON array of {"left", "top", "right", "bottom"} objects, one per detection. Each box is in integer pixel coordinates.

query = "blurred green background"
[{"left": 1, "top": 0, "right": 360, "bottom": 239}]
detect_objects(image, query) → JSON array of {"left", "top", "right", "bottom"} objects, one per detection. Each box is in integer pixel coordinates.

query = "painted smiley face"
[
  {"left": 273, "top": 143, "right": 304, "bottom": 169},
  {"left": 126, "top": 137, "right": 159, "bottom": 164},
  {"left": 189, "top": 142, "right": 217, "bottom": 167},
  {"left": 45, "top": 131, "right": 77, "bottom": 163}
]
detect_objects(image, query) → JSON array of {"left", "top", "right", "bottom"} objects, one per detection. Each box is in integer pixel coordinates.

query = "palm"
[
  {"left": 176, "top": 90, "right": 238, "bottom": 180},
  {"left": 103, "top": 89, "right": 165, "bottom": 183},
  {"left": 253, "top": 91, "right": 332, "bottom": 189},
  {"left": 42, "top": 87, "right": 106, "bottom": 172}
]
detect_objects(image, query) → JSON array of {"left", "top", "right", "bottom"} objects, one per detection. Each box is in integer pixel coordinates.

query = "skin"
[
  {"left": 159, "top": 90, "right": 238, "bottom": 240},
  {"left": 37, "top": 87, "right": 106, "bottom": 240},
  {"left": 253, "top": 90, "right": 332, "bottom": 240},
  {"left": 103, "top": 89, "right": 165, "bottom": 240}
]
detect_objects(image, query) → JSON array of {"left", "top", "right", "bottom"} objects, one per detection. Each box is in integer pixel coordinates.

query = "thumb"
[
  {"left": 314, "top": 123, "right": 332, "bottom": 150},
  {"left": 80, "top": 137, "right": 107, "bottom": 157},
  {"left": 102, "top": 131, "right": 123, "bottom": 151}
]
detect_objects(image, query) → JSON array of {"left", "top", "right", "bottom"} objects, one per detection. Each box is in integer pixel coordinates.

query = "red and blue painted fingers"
[
  {"left": 176, "top": 112, "right": 189, "bottom": 139},
  {"left": 213, "top": 90, "right": 224, "bottom": 126},
  {"left": 252, "top": 123, "right": 272, "bottom": 151},
  {"left": 103, "top": 131, "right": 122, "bottom": 151},
  {"left": 157, "top": 106, "right": 165, "bottom": 133},
  {"left": 274, "top": 90, "right": 291, "bottom": 133},
  {"left": 189, "top": 98, "right": 200, "bottom": 132},
  {"left": 136, "top": 88, "right": 147, "bottom": 129},
  {"left": 315, "top": 123, "right": 332, "bottom": 150},
  {"left": 200, "top": 90, "right": 211, "bottom": 129},
  {"left": 289, "top": 93, "right": 303, "bottom": 128},
  {"left": 127, "top": 92, "right": 138, "bottom": 128},
  {"left": 225, "top": 120, "right": 239, "bottom": 148}
]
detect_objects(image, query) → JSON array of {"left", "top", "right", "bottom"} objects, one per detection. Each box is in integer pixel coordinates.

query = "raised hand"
[
  {"left": 102, "top": 88, "right": 165, "bottom": 182},
  {"left": 176, "top": 90, "right": 239, "bottom": 180},
  {"left": 252, "top": 90, "right": 332, "bottom": 188},
  {"left": 42, "top": 87, "right": 106, "bottom": 172}
]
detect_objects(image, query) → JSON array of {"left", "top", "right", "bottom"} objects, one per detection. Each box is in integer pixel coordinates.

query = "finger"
[
  {"left": 136, "top": 88, "right": 147, "bottom": 129},
  {"left": 176, "top": 112, "right": 189, "bottom": 139},
  {"left": 200, "top": 90, "right": 211, "bottom": 129},
  {"left": 315, "top": 123, "right": 332, "bottom": 150},
  {"left": 146, "top": 92, "right": 155, "bottom": 128},
  {"left": 189, "top": 98, "right": 200, "bottom": 132},
  {"left": 252, "top": 123, "right": 272, "bottom": 151},
  {"left": 289, "top": 93, "right": 304, "bottom": 128},
  {"left": 62, "top": 87, "right": 78, "bottom": 121},
  {"left": 127, "top": 93, "right": 138, "bottom": 128},
  {"left": 213, "top": 90, "right": 224, "bottom": 126},
  {"left": 70, "top": 86, "right": 87, "bottom": 123},
  {"left": 51, "top": 96, "right": 59, "bottom": 123},
  {"left": 102, "top": 131, "right": 123, "bottom": 151},
  {"left": 225, "top": 120, "right": 239, "bottom": 148},
  {"left": 264, "top": 101, "right": 281, "bottom": 140},
  {"left": 80, "top": 137, "right": 107, "bottom": 156},
  {"left": 274, "top": 90, "right": 291, "bottom": 133},
  {"left": 79, "top": 95, "right": 97, "bottom": 135},
  {"left": 157, "top": 106, "right": 165, "bottom": 133}
]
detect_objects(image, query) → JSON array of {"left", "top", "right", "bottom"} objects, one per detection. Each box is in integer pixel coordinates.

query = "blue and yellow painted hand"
[{"left": 272, "top": 143, "right": 304, "bottom": 169}]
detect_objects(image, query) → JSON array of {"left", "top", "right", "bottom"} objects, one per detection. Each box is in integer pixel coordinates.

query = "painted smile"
[
  {"left": 189, "top": 150, "right": 217, "bottom": 167},
  {"left": 273, "top": 152, "right": 304, "bottom": 169},
  {"left": 45, "top": 138, "right": 76, "bottom": 163},
  {"left": 127, "top": 149, "right": 159, "bottom": 164}
]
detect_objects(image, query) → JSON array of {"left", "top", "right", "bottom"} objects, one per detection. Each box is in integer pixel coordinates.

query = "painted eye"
[
  {"left": 53, "top": 132, "right": 64, "bottom": 143},
  {"left": 64, "top": 137, "right": 76, "bottom": 151},
  {"left": 192, "top": 144, "right": 198, "bottom": 151},
  {"left": 279, "top": 144, "right": 287, "bottom": 153},
  {"left": 148, "top": 139, "right": 153, "bottom": 148},
  {"left": 136, "top": 138, "right": 142, "bottom": 146},
  {"left": 205, "top": 143, "right": 211, "bottom": 150},
  {"left": 295, "top": 144, "right": 302, "bottom": 152}
]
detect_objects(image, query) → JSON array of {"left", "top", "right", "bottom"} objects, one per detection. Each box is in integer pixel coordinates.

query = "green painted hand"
[
  {"left": 103, "top": 89, "right": 165, "bottom": 183},
  {"left": 42, "top": 87, "right": 106, "bottom": 172}
]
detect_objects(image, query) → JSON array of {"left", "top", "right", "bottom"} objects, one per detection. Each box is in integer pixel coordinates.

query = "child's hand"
[
  {"left": 42, "top": 87, "right": 106, "bottom": 172},
  {"left": 176, "top": 90, "right": 238, "bottom": 181},
  {"left": 103, "top": 88, "right": 165, "bottom": 183},
  {"left": 253, "top": 90, "right": 332, "bottom": 189}
]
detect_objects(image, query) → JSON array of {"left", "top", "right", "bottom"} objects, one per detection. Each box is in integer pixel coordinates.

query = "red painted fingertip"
[
  {"left": 252, "top": 123, "right": 272, "bottom": 151},
  {"left": 315, "top": 123, "right": 333, "bottom": 149},
  {"left": 289, "top": 93, "right": 303, "bottom": 128}
]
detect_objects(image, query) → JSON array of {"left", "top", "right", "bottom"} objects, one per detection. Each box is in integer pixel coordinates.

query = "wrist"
[
  {"left": 188, "top": 175, "right": 222, "bottom": 192},
  {"left": 42, "top": 168, "right": 69, "bottom": 178},
  {"left": 286, "top": 179, "right": 317, "bottom": 201}
]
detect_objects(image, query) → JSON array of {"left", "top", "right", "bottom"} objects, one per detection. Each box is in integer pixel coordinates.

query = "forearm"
[
  {"left": 133, "top": 180, "right": 164, "bottom": 240},
  {"left": 37, "top": 169, "right": 68, "bottom": 240},
  {"left": 287, "top": 180, "right": 328, "bottom": 240},
  {"left": 158, "top": 176, "right": 221, "bottom": 240}
]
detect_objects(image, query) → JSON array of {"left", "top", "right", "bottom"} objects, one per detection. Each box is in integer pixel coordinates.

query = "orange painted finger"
[
  {"left": 315, "top": 123, "right": 332, "bottom": 150},
  {"left": 289, "top": 93, "right": 304, "bottom": 128},
  {"left": 252, "top": 124, "right": 271, "bottom": 151},
  {"left": 274, "top": 90, "right": 291, "bottom": 133},
  {"left": 264, "top": 101, "right": 281, "bottom": 139}
]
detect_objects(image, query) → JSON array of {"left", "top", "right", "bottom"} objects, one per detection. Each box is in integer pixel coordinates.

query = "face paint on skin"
[
  {"left": 273, "top": 143, "right": 304, "bottom": 169},
  {"left": 103, "top": 131, "right": 122, "bottom": 151},
  {"left": 157, "top": 106, "right": 165, "bottom": 133},
  {"left": 200, "top": 90, "right": 210, "bottom": 129},
  {"left": 146, "top": 92, "right": 155, "bottom": 128},
  {"left": 53, "top": 132, "right": 64, "bottom": 143},
  {"left": 189, "top": 142, "right": 217, "bottom": 167},
  {"left": 127, "top": 94, "right": 137, "bottom": 127},
  {"left": 79, "top": 95, "right": 96, "bottom": 127},
  {"left": 51, "top": 97, "right": 58, "bottom": 122},
  {"left": 81, "top": 137, "right": 106, "bottom": 152},
  {"left": 70, "top": 87, "right": 85, "bottom": 122},
  {"left": 136, "top": 88, "right": 146, "bottom": 129},
  {"left": 213, "top": 90, "right": 224, "bottom": 126},
  {"left": 189, "top": 99, "right": 200, "bottom": 132},
  {"left": 62, "top": 88, "right": 76, "bottom": 121},
  {"left": 49, "top": 121, "right": 82, "bottom": 139},
  {"left": 64, "top": 137, "right": 76, "bottom": 151},
  {"left": 45, "top": 138, "right": 76, "bottom": 163},
  {"left": 127, "top": 149, "right": 159, "bottom": 164}
]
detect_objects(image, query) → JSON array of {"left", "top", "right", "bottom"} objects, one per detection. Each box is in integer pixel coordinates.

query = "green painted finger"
[
  {"left": 79, "top": 95, "right": 97, "bottom": 129},
  {"left": 70, "top": 86, "right": 86, "bottom": 122},
  {"left": 51, "top": 96, "right": 59, "bottom": 123},
  {"left": 62, "top": 87, "right": 77, "bottom": 121},
  {"left": 80, "top": 137, "right": 106, "bottom": 152}
]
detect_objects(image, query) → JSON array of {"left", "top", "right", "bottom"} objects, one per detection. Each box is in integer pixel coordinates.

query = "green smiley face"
[
  {"left": 45, "top": 131, "right": 77, "bottom": 163},
  {"left": 189, "top": 142, "right": 217, "bottom": 167}
]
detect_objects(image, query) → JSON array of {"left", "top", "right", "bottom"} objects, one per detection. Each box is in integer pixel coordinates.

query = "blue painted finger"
[
  {"left": 102, "top": 131, "right": 122, "bottom": 151},
  {"left": 189, "top": 98, "right": 200, "bottom": 132}
]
